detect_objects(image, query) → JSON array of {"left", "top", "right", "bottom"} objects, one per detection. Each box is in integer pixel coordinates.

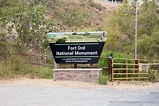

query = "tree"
[
  {"left": 103, "top": 0, "right": 159, "bottom": 60},
  {"left": 0, "top": 0, "right": 54, "bottom": 55},
  {"left": 103, "top": 3, "right": 135, "bottom": 55}
]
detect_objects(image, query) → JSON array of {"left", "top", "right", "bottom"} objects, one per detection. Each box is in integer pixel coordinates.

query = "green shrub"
[
  {"left": 99, "top": 73, "right": 108, "bottom": 85},
  {"left": 38, "top": 67, "right": 53, "bottom": 79},
  {"left": 148, "top": 70, "right": 156, "bottom": 83},
  {"left": 98, "top": 70, "right": 109, "bottom": 85}
]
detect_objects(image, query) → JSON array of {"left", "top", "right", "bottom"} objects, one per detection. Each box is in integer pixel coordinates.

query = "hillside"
[
  {"left": 0, "top": 0, "right": 121, "bottom": 55},
  {"left": 93, "top": 0, "right": 121, "bottom": 11},
  {"left": 45, "top": 0, "right": 120, "bottom": 31}
]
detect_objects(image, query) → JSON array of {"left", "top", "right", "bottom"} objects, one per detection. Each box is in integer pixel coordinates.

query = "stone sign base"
[{"left": 53, "top": 68, "right": 102, "bottom": 83}]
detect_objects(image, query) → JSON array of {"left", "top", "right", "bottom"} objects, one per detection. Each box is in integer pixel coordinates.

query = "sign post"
[
  {"left": 47, "top": 31, "right": 107, "bottom": 68},
  {"left": 47, "top": 31, "right": 107, "bottom": 82}
]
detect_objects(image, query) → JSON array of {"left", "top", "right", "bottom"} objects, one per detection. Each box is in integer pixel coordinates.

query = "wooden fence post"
[
  {"left": 90, "top": 64, "right": 93, "bottom": 68},
  {"left": 74, "top": 64, "right": 78, "bottom": 68},
  {"left": 108, "top": 57, "right": 113, "bottom": 81},
  {"left": 126, "top": 59, "right": 128, "bottom": 81},
  {"left": 54, "top": 60, "right": 57, "bottom": 69},
  {"left": 135, "top": 59, "right": 139, "bottom": 81},
  {"left": 135, "top": 59, "right": 139, "bottom": 73},
  {"left": 61, "top": 64, "right": 66, "bottom": 69}
]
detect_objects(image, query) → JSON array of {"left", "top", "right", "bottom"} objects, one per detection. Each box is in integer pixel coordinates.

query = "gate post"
[
  {"left": 74, "top": 64, "right": 78, "bottom": 68},
  {"left": 135, "top": 59, "right": 139, "bottom": 73},
  {"left": 108, "top": 53, "right": 113, "bottom": 81},
  {"left": 90, "top": 64, "right": 93, "bottom": 68},
  {"left": 108, "top": 58, "right": 112, "bottom": 75}
]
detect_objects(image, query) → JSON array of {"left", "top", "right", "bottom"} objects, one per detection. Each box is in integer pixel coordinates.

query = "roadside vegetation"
[
  {"left": 0, "top": 55, "right": 53, "bottom": 79},
  {"left": 0, "top": 0, "right": 159, "bottom": 80},
  {"left": 103, "top": 0, "right": 159, "bottom": 61}
]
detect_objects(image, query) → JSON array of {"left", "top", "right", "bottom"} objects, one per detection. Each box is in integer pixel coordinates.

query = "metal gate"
[{"left": 111, "top": 58, "right": 150, "bottom": 81}]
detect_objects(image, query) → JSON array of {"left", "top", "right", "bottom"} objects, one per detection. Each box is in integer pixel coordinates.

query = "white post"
[{"left": 135, "top": 0, "right": 138, "bottom": 60}]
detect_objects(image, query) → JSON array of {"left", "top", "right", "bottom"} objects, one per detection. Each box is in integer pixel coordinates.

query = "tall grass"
[
  {"left": 0, "top": 55, "right": 53, "bottom": 79},
  {"left": 0, "top": 55, "right": 36, "bottom": 79},
  {"left": 38, "top": 67, "right": 53, "bottom": 79}
]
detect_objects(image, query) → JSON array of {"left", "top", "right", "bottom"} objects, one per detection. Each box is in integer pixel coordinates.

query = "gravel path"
[{"left": 0, "top": 79, "right": 159, "bottom": 106}]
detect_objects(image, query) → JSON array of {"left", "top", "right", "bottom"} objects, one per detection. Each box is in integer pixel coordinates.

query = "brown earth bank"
[
  {"left": 0, "top": 78, "right": 159, "bottom": 90},
  {"left": 93, "top": 0, "right": 121, "bottom": 11}
]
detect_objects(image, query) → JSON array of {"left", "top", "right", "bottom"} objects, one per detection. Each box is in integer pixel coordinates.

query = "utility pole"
[{"left": 135, "top": 0, "right": 138, "bottom": 60}]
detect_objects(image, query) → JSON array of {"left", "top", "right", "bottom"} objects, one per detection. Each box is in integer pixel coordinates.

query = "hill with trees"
[
  {"left": 103, "top": 0, "right": 159, "bottom": 61},
  {"left": 0, "top": 0, "right": 159, "bottom": 60}
]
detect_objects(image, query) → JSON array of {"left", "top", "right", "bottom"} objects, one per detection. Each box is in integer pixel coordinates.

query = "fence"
[
  {"left": 19, "top": 54, "right": 54, "bottom": 67},
  {"left": 19, "top": 54, "right": 107, "bottom": 68},
  {"left": 111, "top": 58, "right": 150, "bottom": 81}
]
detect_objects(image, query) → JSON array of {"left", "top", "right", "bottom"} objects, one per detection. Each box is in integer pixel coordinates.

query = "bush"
[
  {"left": 38, "top": 67, "right": 53, "bottom": 79},
  {"left": 99, "top": 74, "right": 108, "bottom": 85},
  {"left": 98, "top": 70, "right": 109, "bottom": 85},
  {"left": 148, "top": 70, "right": 156, "bottom": 83}
]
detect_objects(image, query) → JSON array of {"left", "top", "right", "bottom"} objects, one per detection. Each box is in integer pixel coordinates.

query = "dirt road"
[{"left": 0, "top": 79, "right": 159, "bottom": 106}]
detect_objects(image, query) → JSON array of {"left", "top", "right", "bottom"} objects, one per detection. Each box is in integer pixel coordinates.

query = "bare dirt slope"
[{"left": 93, "top": 0, "right": 121, "bottom": 11}]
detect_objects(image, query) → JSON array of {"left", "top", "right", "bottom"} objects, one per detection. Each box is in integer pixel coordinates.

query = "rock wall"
[{"left": 53, "top": 69, "right": 102, "bottom": 83}]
